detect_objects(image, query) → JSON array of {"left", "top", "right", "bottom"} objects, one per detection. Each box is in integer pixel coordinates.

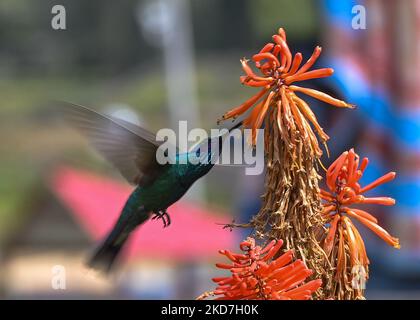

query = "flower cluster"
[
  {"left": 220, "top": 28, "right": 354, "bottom": 152},
  {"left": 200, "top": 237, "right": 322, "bottom": 300},
  {"left": 321, "top": 149, "right": 399, "bottom": 277}
]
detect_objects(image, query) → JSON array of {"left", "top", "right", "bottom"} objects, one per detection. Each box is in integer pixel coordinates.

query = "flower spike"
[
  {"left": 219, "top": 28, "right": 354, "bottom": 157},
  {"left": 198, "top": 237, "right": 322, "bottom": 300},
  {"left": 320, "top": 148, "right": 399, "bottom": 299}
]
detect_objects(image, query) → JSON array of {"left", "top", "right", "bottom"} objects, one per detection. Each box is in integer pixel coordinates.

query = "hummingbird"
[{"left": 62, "top": 103, "right": 242, "bottom": 273}]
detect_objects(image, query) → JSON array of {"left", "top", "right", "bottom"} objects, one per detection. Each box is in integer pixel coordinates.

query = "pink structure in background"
[{"left": 49, "top": 166, "right": 239, "bottom": 261}]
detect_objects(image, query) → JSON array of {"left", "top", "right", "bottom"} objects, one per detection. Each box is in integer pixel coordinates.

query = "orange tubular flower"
[
  {"left": 321, "top": 148, "right": 399, "bottom": 279},
  {"left": 198, "top": 237, "right": 322, "bottom": 300},
  {"left": 219, "top": 28, "right": 354, "bottom": 149}
]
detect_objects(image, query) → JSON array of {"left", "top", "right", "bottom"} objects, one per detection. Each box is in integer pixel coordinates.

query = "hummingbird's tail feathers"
[
  {"left": 87, "top": 206, "right": 150, "bottom": 274},
  {"left": 87, "top": 236, "right": 125, "bottom": 274}
]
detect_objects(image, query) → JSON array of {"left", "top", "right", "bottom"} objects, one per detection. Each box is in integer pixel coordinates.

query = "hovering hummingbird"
[{"left": 62, "top": 103, "right": 242, "bottom": 273}]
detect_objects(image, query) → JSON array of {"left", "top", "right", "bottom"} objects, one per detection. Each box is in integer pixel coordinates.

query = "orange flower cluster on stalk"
[
  {"left": 220, "top": 28, "right": 354, "bottom": 151},
  {"left": 321, "top": 149, "right": 399, "bottom": 277},
  {"left": 206, "top": 237, "right": 322, "bottom": 300}
]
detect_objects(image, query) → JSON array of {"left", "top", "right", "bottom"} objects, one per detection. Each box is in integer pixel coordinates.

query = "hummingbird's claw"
[{"left": 152, "top": 210, "right": 171, "bottom": 228}]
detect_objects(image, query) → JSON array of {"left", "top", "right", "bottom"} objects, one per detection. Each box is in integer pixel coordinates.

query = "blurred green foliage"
[{"left": 250, "top": 0, "right": 319, "bottom": 40}]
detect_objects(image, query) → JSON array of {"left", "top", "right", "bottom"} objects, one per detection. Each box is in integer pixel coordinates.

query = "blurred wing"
[{"left": 60, "top": 102, "right": 167, "bottom": 186}]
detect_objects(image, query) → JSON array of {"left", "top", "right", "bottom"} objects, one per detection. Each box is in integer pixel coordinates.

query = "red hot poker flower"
[
  {"left": 198, "top": 237, "right": 322, "bottom": 300},
  {"left": 220, "top": 28, "right": 354, "bottom": 150},
  {"left": 321, "top": 149, "right": 399, "bottom": 279}
]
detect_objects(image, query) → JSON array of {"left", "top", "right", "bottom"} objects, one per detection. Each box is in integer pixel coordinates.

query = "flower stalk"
[
  {"left": 213, "top": 27, "right": 398, "bottom": 300},
  {"left": 320, "top": 149, "right": 399, "bottom": 299},
  {"left": 220, "top": 28, "right": 354, "bottom": 299}
]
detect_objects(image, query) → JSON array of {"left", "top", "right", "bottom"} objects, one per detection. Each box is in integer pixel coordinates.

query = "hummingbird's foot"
[
  {"left": 162, "top": 210, "right": 171, "bottom": 227},
  {"left": 152, "top": 210, "right": 171, "bottom": 228}
]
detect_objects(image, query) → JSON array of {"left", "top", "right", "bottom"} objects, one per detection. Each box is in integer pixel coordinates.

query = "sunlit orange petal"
[
  {"left": 343, "top": 207, "right": 378, "bottom": 224},
  {"left": 259, "top": 43, "right": 275, "bottom": 53},
  {"left": 342, "top": 216, "right": 359, "bottom": 266},
  {"left": 287, "top": 94, "right": 308, "bottom": 139},
  {"left": 350, "top": 222, "right": 370, "bottom": 266},
  {"left": 292, "top": 93, "right": 329, "bottom": 142},
  {"left": 360, "top": 172, "right": 396, "bottom": 193},
  {"left": 324, "top": 214, "right": 340, "bottom": 256},
  {"left": 294, "top": 46, "right": 322, "bottom": 75},
  {"left": 273, "top": 36, "right": 292, "bottom": 71},
  {"left": 336, "top": 226, "right": 346, "bottom": 279},
  {"left": 327, "top": 151, "right": 348, "bottom": 191},
  {"left": 278, "top": 27, "right": 286, "bottom": 40},
  {"left": 360, "top": 157, "right": 369, "bottom": 172},
  {"left": 284, "top": 53, "right": 303, "bottom": 77},
  {"left": 285, "top": 68, "right": 334, "bottom": 84},
  {"left": 347, "top": 212, "right": 400, "bottom": 249},
  {"left": 255, "top": 92, "right": 274, "bottom": 129},
  {"left": 243, "top": 79, "right": 274, "bottom": 87},
  {"left": 322, "top": 204, "right": 336, "bottom": 215},
  {"left": 289, "top": 85, "right": 355, "bottom": 109},
  {"left": 283, "top": 279, "right": 322, "bottom": 299},
  {"left": 252, "top": 52, "right": 280, "bottom": 67},
  {"left": 358, "top": 196, "right": 396, "bottom": 206},
  {"left": 222, "top": 87, "right": 269, "bottom": 120}
]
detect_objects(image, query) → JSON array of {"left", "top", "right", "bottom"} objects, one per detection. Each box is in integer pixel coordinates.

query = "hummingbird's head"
[
  {"left": 178, "top": 121, "right": 243, "bottom": 185},
  {"left": 184, "top": 136, "right": 221, "bottom": 178}
]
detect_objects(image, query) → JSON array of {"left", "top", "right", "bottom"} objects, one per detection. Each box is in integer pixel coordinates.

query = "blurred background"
[{"left": 0, "top": 0, "right": 419, "bottom": 299}]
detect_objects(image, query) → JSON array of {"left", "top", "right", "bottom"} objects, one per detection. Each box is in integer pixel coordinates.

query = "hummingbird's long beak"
[
  {"left": 216, "top": 121, "right": 243, "bottom": 156},
  {"left": 227, "top": 121, "right": 243, "bottom": 132}
]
